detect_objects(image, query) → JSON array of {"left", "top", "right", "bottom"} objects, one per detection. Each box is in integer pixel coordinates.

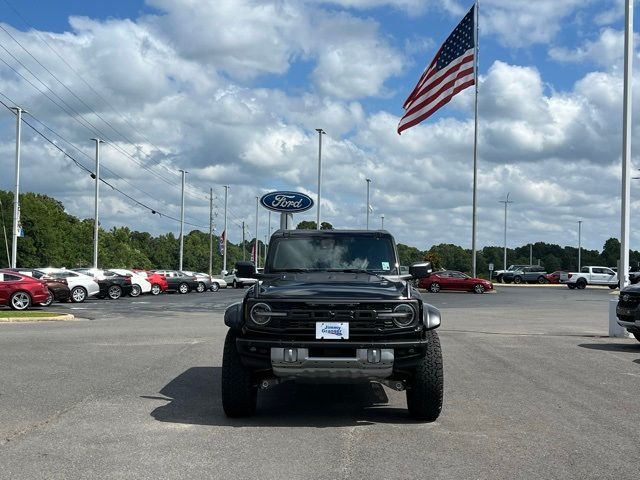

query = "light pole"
[
  {"left": 10, "top": 107, "right": 24, "bottom": 268},
  {"left": 620, "top": 0, "right": 633, "bottom": 288},
  {"left": 366, "top": 178, "right": 371, "bottom": 230},
  {"left": 178, "top": 169, "right": 187, "bottom": 271},
  {"left": 209, "top": 187, "right": 214, "bottom": 277},
  {"left": 381, "top": 214, "right": 385, "bottom": 230},
  {"left": 499, "top": 193, "right": 513, "bottom": 271},
  {"left": 223, "top": 185, "right": 228, "bottom": 273},
  {"left": 90, "top": 138, "right": 104, "bottom": 269},
  {"left": 315, "top": 128, "right": 325, "bottom": 229},
  {"left": 255, "top": 196, "right": 259, "bottom": 267},
  {"left": 578, "top": 220, "right": 583, "bottom": 271},
  {"left": 0, "top": 198, "right": 10, "bottom": 267}
]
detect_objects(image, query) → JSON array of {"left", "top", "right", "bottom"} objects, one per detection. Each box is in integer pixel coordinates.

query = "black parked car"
[
  {"left": 73, "top": 269, "right": 132, "bottom": 299},
  {"left": 221, "top": 229, "right": 443, "bottom": 420},
  {"left": 616, "top": 285, "right": 640, "bottom": 342},
  {"left": 153, "top": 270, "right": 199, "bottom": 294}
]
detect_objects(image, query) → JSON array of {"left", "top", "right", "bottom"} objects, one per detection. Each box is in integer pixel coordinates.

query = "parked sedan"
[
  {"left": 545, "top": 271, "right": 564, "bottom": 284},
  {"left": 180, "top": 271, "right": 212, "bottom": 293},
  {"left": 152, "top": 270, "right": 199, "bottom": 294},
  {"left": 7, "top": 269, "right": 71, "bottom": 306},
  {"left": 133, "top": 270, "right": 168, "bottom": 295},
  {"left": 73, "top": 269, "right": 133, "bottom": 299},
  {"left": 418, "top": 270, "right": 493, "bottom": 294},
  {"left": 109, "top": 269, "right": 152, "bottom": 297},
  {"left": 0, "top": 270, "right": 49, "bottom": 310},
  {"left": 36, "top": 268, "right": 100, "bottom": 303}
]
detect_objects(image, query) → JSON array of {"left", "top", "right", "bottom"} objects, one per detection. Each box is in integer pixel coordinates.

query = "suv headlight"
[
  {"left": 250, "top": 302, "right": 273, "bottom": 325},
  {"left": 392, "top": 303, "right": 416, "bottom": 327}
]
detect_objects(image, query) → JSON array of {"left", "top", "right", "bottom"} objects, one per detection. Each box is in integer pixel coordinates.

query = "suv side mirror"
[{"left": 410, "top": 262, "right": 433, "bottom": 279}]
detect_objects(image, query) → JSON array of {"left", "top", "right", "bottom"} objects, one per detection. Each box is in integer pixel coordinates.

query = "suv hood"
[{"left": 255, "top": 272, "right": 407, "bottom": 300}]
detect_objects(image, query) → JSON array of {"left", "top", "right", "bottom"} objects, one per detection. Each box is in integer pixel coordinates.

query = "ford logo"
[
  {"left": 622, "top": 294, "right": 630, "bottom": 302},
  {"left": 260, "top": 191, "right": 314, "bottom": 213}
]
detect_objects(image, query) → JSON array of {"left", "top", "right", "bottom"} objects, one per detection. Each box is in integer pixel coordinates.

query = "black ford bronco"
[{"left": 221, "top": 229, "right": 443, "bottom": 420}]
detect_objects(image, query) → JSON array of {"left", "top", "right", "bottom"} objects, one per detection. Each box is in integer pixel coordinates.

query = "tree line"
[{"left": 0, "top": 190, "right": 636, "bottom": 276}]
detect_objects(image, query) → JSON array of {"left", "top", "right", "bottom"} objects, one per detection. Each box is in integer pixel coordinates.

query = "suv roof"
[{"left": 270, "top": 229, "right": 393, "bottom": 238}]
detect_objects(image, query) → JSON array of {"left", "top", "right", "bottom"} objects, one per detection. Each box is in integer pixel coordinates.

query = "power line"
[{"left": 0, "top": 98, "right": 209, "bottom": 230}]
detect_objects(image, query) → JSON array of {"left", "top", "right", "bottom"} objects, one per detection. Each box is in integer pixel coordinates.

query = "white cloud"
[{"left": 549, "top": 28, "right": 626, "bottom": 69}]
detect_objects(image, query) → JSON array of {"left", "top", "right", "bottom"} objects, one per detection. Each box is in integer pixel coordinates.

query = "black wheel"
[
  {"left": 567, "top": 284, "right": 576, "bottom": 289},
  {"left": 429, "top": 282, "right": 441, "bottom": 293},
  {"left": 10, "top": 291, "right": 31, "bottom": 310},
  {"left": 196, "top": 282, "right": 206, "bottom": 293},
  {"left": 473, "top": 284, "right": 485, "bottom": 294},
  {"left": 107, "top": 285, "right": 122, "bottom": 300},
  {"left": 71, "top": 286, "right": 87, "bottom": 303},
  {"left": 576, "top": 279, "right": 587, "bottom": 289},
  {"left": 609, "top": 284, "right": 618, "bottom": 290},
  {"left": 210, "top": 282, "right": 220, "bottom": 292},
  {"left": 150, "top": 284, "right": 161, "bottom": 295},
  {"left": 178, "top": 282, "right": 189, "bottom": 294},
  {"left": 406, "top": 329, "right": 443, "bottom": 421},
  {"left": 513, "top": 276, "right": 523, "bottom": 284},
  {"left": 40, "top": 289, "right": 54, "bottom": 307},
  {"left": 233, "top": 279, "right": 240, "bottom": 289},
  {"left": 537, "top": 276, "right": 548, "bottom": 284},
  {"left": 496, "top": 274, "right": 504, "bottom": 283},
  {"left": 130, "top": 284, "right": 142, "bottom": 297},
  {"left": 221, "top": 330, "right": 257, "bottom": 417},
  {"left": 633, "top": 332, "right": 640, "bottom": 342}
]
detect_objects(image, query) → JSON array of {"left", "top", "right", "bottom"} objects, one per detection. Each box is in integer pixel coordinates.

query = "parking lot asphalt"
[{"left": 1, "top": 286, "right": 639, "bottom": 479}]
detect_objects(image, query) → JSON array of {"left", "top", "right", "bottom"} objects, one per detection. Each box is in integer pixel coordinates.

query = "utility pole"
[
  {"left": 268, "top": 211, "right": 272, "bottom": 237},
  {"left": 529, "top": 243, "right": 533, "bottom": 266},
  {"left": 242, "top": 221, "right": 246, "bottom": 261},
  {"left": 91, "top": 138, "right": 104, "bottom": 269},
  {"left": 499, "top": 193, "right": 513, "bottom": 271},
  {"left": 381, "top": 214, "right": 385, "bottom": 230},
  {"left": 620, "top": 0, "right": 633, "bottom": 288},
  {"left": 0, "top": 198, "right": 10, "bottom": 267},
  {"left": 10, "top": 107, "right": 24, "bottom": 268},
  {"left": 223, "top": 185, "right": 228, "bottom": 273},
  {"left": 178, "top": 170, "right": 187, "bottom": 271},
  {"left": 578, "top": 220, "right": 583, "bottom": 271},
  {"left": 255, "top": 196, "right": 259, "bottom": 267},
  {"left": 366, "top": 178, "right": 371, "bottom": 230},
  {"left": 209, "top": 188, "right": 214, "bottom": 277},
  {"left": 315, "top": 128, "right": 326, "bottom": 229}
]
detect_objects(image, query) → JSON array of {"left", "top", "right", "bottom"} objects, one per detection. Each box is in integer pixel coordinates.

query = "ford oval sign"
[{"left": 260, "top": 191, "right": 314, "bottom": 213}]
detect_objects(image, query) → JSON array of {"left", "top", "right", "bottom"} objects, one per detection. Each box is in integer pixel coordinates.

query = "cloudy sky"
[{"left": 0, "top": 0, "right": 637, "bottom": 253}]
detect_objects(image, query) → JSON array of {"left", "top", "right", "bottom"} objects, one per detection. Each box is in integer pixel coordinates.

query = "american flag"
[
  {"left": 218, "top": 229, "right": 225, "bottom": 255},
  {"left": 398, "top": 5, "right": 476, "bottom": 134}
]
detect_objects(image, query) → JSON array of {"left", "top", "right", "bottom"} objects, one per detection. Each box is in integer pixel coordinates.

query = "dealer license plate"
[{"left": 316, "top": 322, "right": 349, "bottom": 340}]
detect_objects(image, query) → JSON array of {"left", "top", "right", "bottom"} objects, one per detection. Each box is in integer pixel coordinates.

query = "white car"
[
  {"left": 210, "top": 276, "right": 228, "bottom": 290},
  {"left": 221, "top": 268, "right": 258, "bottom": 289},
  {"left": 109, "top": 269, "right": 152, "bottom": 297},
  {"left": 36, "top": 268, "right": 100, "bottom": 303}
]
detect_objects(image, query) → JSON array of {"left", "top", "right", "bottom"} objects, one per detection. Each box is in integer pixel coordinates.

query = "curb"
[{"left": 0, "top": 313, "right": 76, "bottom": 323}]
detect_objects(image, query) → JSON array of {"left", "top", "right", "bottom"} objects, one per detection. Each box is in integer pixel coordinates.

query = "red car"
[
  {"left": 418, "top": 270, "right": 493, "bottom": 294},
  {"left": 0, "top": 270, "right": 50, "bottom": 310},
  {"left": 133, "top": 270, "right": 168, "bottom": 295},
  {"left": 544, "top": 271, "right": 564, "bottom": 284}
]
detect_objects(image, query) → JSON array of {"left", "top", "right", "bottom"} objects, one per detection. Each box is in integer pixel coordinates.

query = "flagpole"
[
  {"left": 471, "top": 0, "right": 479, "bottom": 278},
  {"left": 620, "top": 0, "right": 633, "bottom": 288}
]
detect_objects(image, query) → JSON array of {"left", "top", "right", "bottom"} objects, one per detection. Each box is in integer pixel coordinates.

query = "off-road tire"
[
  {"left": 221, "top": 330, "right": 257, "bottom": 417},
  {"left": 130, "top": 284, "right": 142, "bottom": 297},
  {"left": 567, "top": 284, "right": 576, "bottom": 289},
  {"left": 609, "top": 284, "right": 618, "bottom": 290},
  {"left": 576, "top": 279, "right": 587, "bottom": 289},
  {"left": 429, "top": 282, "right": 441, "bottom": 293},
  {"left": 406, "top": 329, "right": 444, "bottom": 421},
  {"left": 40, "top": 289, "right": 54, "bottom": 307},
  {"left": 473, "top": 284, "right": 485, "bottom": 294}
]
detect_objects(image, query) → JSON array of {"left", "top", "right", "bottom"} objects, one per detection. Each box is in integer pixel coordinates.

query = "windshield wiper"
[
  {"left": 326, "top": 268, "right": 380, "bottom": 276},
  {"left": 272, "top": 268, "right": 310, "bottom": 273}
]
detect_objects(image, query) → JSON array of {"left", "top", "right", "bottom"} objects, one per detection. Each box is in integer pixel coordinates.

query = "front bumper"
[
  {"left": 616, "top": 306, "right": 640, "bottom": 333},
  {"left": 236, "top": 337, "right": 429, "bottom": 374}
]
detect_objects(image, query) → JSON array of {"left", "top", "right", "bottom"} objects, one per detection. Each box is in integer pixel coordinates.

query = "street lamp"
[
  {"left": 315, "top": 128, "right": 326, "bottom": 230},
  {"left": 381, "top": 214, "right": 385, "bottom": 230},
  {"left": 577, "top": 220, "right": 583, "bottom": 270},
  {"left": 366, "top": 178, "right": 371, "bottom": 230},
  {"left": 499, "top": 193, "right": 514, "bottom": 271}
]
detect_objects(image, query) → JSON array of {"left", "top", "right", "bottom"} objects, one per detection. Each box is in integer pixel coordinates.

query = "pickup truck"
[{"left": 560, "top": 266, "right": 618, "bottom": 289}]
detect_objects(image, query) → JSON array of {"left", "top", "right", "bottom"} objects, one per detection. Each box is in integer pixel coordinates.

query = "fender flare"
[{"left": 224, "top": 302, "right": 244, "bottom": 331}]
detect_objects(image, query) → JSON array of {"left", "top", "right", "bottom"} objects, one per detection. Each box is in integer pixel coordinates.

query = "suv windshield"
[{"left": 268, "top": 234, "right": 397, "bottom": 274}]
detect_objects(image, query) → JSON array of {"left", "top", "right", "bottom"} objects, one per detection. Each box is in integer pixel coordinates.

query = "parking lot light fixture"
[
  {"left": 578, "top": 220, "right": 582, "bottom": 271},
  {"left": 315, "top": 128, "right": 326, "bottom": 230},
  {"left": 91, "top": 138, "right": 104, "bottom": 269},
  {"left": 499, "top": 193, "right": 513, "bottom": 271}
]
